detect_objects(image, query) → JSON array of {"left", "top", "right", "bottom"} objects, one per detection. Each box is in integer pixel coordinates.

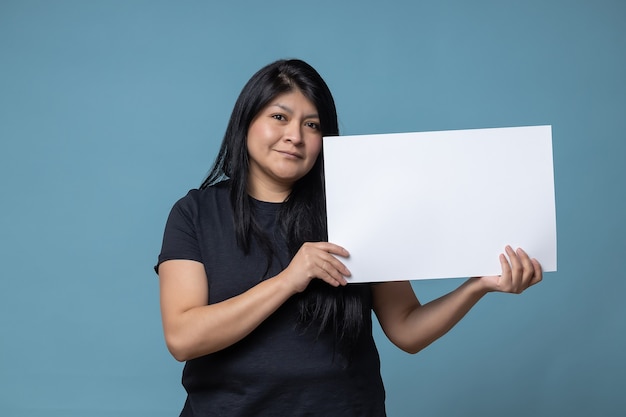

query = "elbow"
[
  {"left": 400, "top": 345, "right": 419, "bottom": 355},
  {"left": 164, "top": 334, "right": 196, "bottom": 362},
  {"left": 397, "top": 342, "right": 425, "bottom": 355},
  {"left": 164, "top": 330, "right": 222, "bottom": 362},
  {"left": 385, "top": 324, "right": 439, "bottom": 354},
  {"left": 166, "top": 341, "right": 189, "bottom": 362},
  {"left": 391, "top": 336, "right": 431, "bottom": 355},
  {"left": 169, "top": 347, "right": 191, "bottom": 363}
]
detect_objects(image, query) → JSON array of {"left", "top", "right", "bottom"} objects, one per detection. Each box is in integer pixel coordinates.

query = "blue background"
[{"left": 1, "top": 1, "right": 624, "bottom": 416}]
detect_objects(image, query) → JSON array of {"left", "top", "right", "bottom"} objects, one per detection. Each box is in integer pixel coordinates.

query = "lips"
[{"left": 275, "top": 149, "right": 303, "bottom": 159}]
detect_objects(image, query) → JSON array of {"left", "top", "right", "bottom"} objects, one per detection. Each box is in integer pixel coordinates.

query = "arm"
[
  {"left": 373, "top": 246, "right": 542, "bottom": 354},
  {"left": 159, "top": 242, "right": 351, "bottom": 361}
]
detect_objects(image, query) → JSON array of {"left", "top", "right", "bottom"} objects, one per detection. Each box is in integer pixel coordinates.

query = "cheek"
[
  {"left": 246, "top": 124, "right": 261, "bottom": 146},
  {"left": 308, "top": 137, "right": 323, "bottom": 159},
  {"left": 246, "top": 125, "right": 269, "bottom": 156}
]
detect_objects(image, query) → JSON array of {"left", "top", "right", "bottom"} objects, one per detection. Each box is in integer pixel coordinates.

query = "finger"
[
  {"left": 506, "top": 245, "right": 523, "bottom": 293},
  {"left": 320, "top": 252, "right": 351, "bottom": 278},
  {"left": 516, "top": 248, "right": 535, "bottom": 289},
  {"left": 317, "top": 262, "right": 346, "bottom": 287},
  {"left": 498, "top": 252, "right": 512, "bottom": 289},
  {"left": 529, "top": 258, "right": 543, "bottom": 286},
  {"left": 311, "top": 241, "right": 350, "bottom": 258},
  {"left": 319, "top": 255, "right": 350, "bottom": 282}
]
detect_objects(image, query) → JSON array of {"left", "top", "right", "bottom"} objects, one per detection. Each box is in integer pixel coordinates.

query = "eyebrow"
[{"left": 271, "top": 103, "right": 319, "bottom": 120}]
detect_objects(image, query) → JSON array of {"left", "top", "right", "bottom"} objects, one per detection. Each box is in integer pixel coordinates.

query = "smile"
[{"left": 276, "top": 150, "right": 303, "bottom": 159}]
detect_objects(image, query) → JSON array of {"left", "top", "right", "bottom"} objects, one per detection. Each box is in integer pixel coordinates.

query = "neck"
[{"left": 247, "top": 178, "right": 292, "bottom": 203}]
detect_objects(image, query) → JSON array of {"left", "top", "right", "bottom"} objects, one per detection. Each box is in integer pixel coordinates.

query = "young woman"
[{"left": 156, "top": 59, "right": 542, "bottom": 416}]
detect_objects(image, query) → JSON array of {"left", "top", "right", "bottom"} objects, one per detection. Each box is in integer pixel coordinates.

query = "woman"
[{"left": 156, "top": 59, "right": 542, "bottom": 416}]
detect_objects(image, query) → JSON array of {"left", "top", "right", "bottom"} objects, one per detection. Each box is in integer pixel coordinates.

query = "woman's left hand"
[{"left": 478, "top": 246, "right": 543, "bottom": 294}]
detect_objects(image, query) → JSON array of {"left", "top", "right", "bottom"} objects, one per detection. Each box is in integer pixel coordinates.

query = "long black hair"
[{"left": 201, "top": 59, "right": 367, "bottom": 351}]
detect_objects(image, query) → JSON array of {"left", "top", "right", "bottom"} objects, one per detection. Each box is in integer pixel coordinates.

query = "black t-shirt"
[{"left": 157, "top": 182, "right": 386, "bottom": 416}]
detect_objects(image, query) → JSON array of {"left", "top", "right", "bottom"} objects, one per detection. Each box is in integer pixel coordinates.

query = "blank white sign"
[{"left": 323, "top": 125, "right": 557, "bottom": 283}]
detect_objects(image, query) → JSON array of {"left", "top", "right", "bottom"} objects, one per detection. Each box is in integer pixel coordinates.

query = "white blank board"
[{"left": 323, "top": 125, "right": 557, "bottom": 283}]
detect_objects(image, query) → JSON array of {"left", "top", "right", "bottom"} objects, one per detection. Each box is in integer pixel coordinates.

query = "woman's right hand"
[{"left": 279, "top": 242, "right": 351, "bottom": 293}]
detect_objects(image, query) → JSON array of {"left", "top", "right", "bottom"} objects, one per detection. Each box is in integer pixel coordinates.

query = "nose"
[{"left": 284, "top": 122, "right": 303, "bottom": 145}]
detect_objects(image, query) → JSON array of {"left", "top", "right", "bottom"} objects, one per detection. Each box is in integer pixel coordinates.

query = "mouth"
[{"left": 276, "top": 150, "right": 303, "bottom": 159}]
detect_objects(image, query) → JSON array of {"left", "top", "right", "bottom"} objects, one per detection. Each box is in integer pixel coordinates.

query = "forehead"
[{"left": 266, "top": 89, "right": 318, "bottom": 115}]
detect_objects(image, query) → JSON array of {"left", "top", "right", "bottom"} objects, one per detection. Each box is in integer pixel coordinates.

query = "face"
[{"left": 246, "top": 89, "right": 322, "bottom": 201}]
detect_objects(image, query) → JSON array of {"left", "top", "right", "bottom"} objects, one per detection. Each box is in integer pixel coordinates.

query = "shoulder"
[{"left": 172, "top": 181, "right": 231, "bottom": 215}]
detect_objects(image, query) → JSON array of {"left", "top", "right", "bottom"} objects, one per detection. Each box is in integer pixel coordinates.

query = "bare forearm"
[
  {"left": 166, "top": 274, "right": 296, "bottom": 361},
  {"left": 375, "top": 247, "right": 542, "bottom": 355},
  {"left": 398, "top": 278, "right": 488, "bottom": 354},
  {"left": 161, "top": 242, "right": 352, "bottom": 361}
]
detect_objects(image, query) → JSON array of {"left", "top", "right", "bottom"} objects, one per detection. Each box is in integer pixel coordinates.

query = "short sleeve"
[{"left": 154, "top": 192, "right": 202, "bottom": 274}]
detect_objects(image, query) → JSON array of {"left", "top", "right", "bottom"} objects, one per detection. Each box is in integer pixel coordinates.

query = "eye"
[
  {"left": 272, "top": 114, "right": 287, "bottom": 121},
  {"left": 305, "top": 121, "right": 321, "bottom": 131}
]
